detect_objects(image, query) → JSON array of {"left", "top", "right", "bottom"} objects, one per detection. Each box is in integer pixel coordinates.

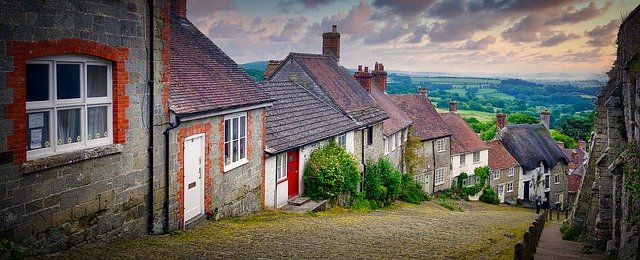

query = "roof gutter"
[{"left": 178, "top": 102, "right": 273, "bottom": 122}]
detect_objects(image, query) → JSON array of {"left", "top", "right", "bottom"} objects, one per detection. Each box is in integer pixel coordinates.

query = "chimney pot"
[
  {"left": 449, "top": 100, "right": 458, "bottom": 113},
  {"left": 557, "top": 141, "right": 564, "bottom": 149},
  {"left": 170, "top": 0, "right": 187, "bottom": 18},
  {"left": 332, "top": 25, "right": 337, "bottom": 33},
  {"left": 578, "top": 140, "right": 586, "bottom": 150},
  {"left": 358, "top": 65, "right": 362, "bottom": 72},
  {"left": 418, "top": 87, "right": 428, "bottom": 98},
  {"left": 323, "top": 25, "right": 341, "bottom": 62},
  {"left": 364, "top": 66, "right": 369, "bottom": 73},
  {"left": 496, "top": 113, "right": 507, "bottom": 130},
  {"left": 539, "top": 109, "right": 551, "bottom": 129}
]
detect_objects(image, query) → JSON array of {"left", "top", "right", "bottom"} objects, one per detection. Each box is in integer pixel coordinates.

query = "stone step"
[
  {"left": 281, "top": 199, "right": 329, "bottom": 213},
  {"left": 288, "top": 196, "right": 310, "bottom": 206}
]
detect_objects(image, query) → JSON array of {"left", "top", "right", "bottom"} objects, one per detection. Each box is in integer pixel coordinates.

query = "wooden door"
[
  {"left": 287, "top": 150, "right": 299, "bottom": 198},
  {"left": 523, "top": 181, "right": 530, "bottom": 201},
  {"left": 184, "top": 134, "right": 204, "bottom": 222}
]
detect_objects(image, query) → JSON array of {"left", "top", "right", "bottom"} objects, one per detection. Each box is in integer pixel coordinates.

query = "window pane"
[
  {"left": 87, "top": 65, "right": 108, "bottom": 97},
  {"left": 239, "top": 137, "right": 245, "bottom": 159},
  {"left": 26, "top": 64, "right": 50, "bottom": 102},
  {"left": 56, "top": 64, "right": 81, "bottom": 99},
  {"left": 224, "top": 142, "right": 230, "bottom": 165},
  {"left": 88, "top": 106, "right": 108, "bottom": 140},
  {"left": 232, "top": 139, "right": 238, "bottom": 162},
  {"left": 240, "top": 116, "right": 246, "bottom": 138},
  {"left": 57, "top": 108, "right": 81, "bottom": 145},
  {"left": 26, "top": 112, "right": 50, "bottom": 150},
  {"left": 232, "top": 117, "right": 238, "bottom": 140},
  {"left": 224, "top": 119, "right": 230, "bottom": 142}
]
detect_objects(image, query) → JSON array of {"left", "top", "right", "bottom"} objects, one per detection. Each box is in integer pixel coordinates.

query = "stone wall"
[
  {"left": 415, "top": 137, "right": 452, "bottom": 193},
  {"left": 488, "top": 166, "right": 520, "bottom": 203},
  {"left": 353, "top": 122, "right": 386, "bottom": 171},
  {"left": 571, "top": 4, "right": 640, "bottom": 258},
  {"left": 0, "top": 0, "right": 170, "bottom": 254}
]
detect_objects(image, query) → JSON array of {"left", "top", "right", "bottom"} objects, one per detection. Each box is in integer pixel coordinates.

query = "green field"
[
  {"left": 444, "top": 88, "right": 515, "bottom": 100},
  {"left": 435, "top": 107, "right": 496, "bottom": 122},
  {"left": 412, "top": 77, "right": 501, "bottom": 85}
]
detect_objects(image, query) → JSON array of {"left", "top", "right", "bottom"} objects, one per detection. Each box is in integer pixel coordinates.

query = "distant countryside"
[{"left": 244, "top": 63, "right": 596, "bottom": 148}]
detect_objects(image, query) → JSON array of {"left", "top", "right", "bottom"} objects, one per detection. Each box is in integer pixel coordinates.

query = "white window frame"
[
  {"left": 384, "top": 137, "right": 389, "bottom": 155},
  {"left": 506, "top": 182, "right": 514, "bottom": 192},
  {"left": 459, "top": 154, "right": 466, "bottom": 166},
  {"left": 466, "top": 174, "right": 476, "bottom": 186},
  {"left": 390, "top": 133, "right": 396, "bottom": 151},
  {"left": 435, "top": 168, "right": 445, "bottom": 185},
  {"left": 275, "top": 153, "right": 287, "bottom": 181},
  {"left": 473, "top": 151, "right": 480, "bottom": 163},
  {"left": 224, "top": 112, "right": 248, "bottom": 172},
  {"left": 403, "top": 128, "right": 408, "bottom": 142},
  {"left": 26, "top": 55, "right": 113, "bottom": 161},
  {"left": 337, "top": 133, "right": 346, "bottom": 148},
  {"left": 435, "top": 139, "right": 445, "bottom": 152},
  {"left": 508, "top": 167, "right": 515, "bottom": 177},
  {"left": 554, "top": 174, "right": 561, "bottom": 184},
  {"left": 492, "top": 170, "right": 500, "bottom": 180},
  {"left": 397, "top": 132, "right": 402, "bottom": 146}
]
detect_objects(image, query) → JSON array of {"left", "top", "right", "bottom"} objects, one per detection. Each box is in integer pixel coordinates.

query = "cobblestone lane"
[{"left": 47, "top": 201, "right": 537, "bottom": 259}]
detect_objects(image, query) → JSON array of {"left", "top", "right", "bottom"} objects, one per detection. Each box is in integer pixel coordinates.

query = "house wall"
[
  {"left": 519, "top": 166, "right": 534, "bottom": 201},
  {"left": 550, "top": 163, "right": 568, "bottom": 208},
  {"left": 489, "top": 166, "right": 521, "bottom": 203},
  {"left": 0, "top": 0, "right": 169, "bottom": 254},
  {"left": 353, "top": 123, "right": 385, "bottom": 171},
  {"left": 384, "top": 129, "right": 406, "bottom": 172},
  {"left": 413, "top": 137, "right": 452, "bottom": 193},
  {"left": 450, "top": 149, "right": 489, "bottom": 183},
  {"left": 264, "top": 154, "right": 288, "bottom": 208}
]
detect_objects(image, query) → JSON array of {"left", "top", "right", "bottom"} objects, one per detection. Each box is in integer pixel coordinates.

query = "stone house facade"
[
  {"left": 391, "top": 89, "right": 453, "bottom": 193},
  {"left": 487, "top": 140, "right": 521, "bottom": 204},
  {"left": 570, "top": 4, "right": 640, "bottom": 257},
  {"left": 0, "top": 0, "right": 170, "bottom": 254}
]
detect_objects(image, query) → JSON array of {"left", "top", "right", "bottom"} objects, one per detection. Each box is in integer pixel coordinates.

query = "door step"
[
  {"left": 281, "top": 198, "right": 329, "bottom": 213},
  {"left": 288, "top": 196, "right": 310, "bottom": 206}
]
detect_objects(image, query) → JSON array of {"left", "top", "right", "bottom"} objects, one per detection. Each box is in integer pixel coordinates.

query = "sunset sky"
[{"left": 185, "top": 0, "right": 638, "bottom": 80}]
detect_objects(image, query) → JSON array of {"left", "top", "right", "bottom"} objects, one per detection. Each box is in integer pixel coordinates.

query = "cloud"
[
  {"left": 208, "top": 19, "right": 248, "bottom": 39},
  {"left": 269, "top": 17, "right": 309, "bottom": 42},
  {"left": 277, "top": 0, "right": 339, "bottom": 13},
  {"left": 371, "top": 0, "right": 436, "bottom": 18},
  {"left": 304, "top": 1, "right": 375, "bottom": 42},
  {"left": 428, "top": 0, "right": 466, "bottom": 19},
  {"left": 562, "top": 48, "right": 605, "bottom": 62},
  {"left": 539, "top": 32, "right": 580, "bottom": 47},
  {"left": 546, "top": 1, "right": 613, "bottom": 25},
  {"left": 460, "top": 35, "right": 497, "bottom": 50},
  {"left": 501, "top": 14, "right": 551, "bottom": 43},
  {"left": 467, "top": 0, "right": 582, "bottom": 13},
  {"left": 585, "top": 19, "right": 620, "bottom": 47},
  {"left": 187, "top": 0, "right": 234, "bottom": 21}
]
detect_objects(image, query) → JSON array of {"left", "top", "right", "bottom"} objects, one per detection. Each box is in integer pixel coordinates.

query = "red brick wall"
[
  {"left": 176, "top": 122, "right": 213, "bottom": 225},
  {"left": 6, "top": 39, "right": 130, "bottom": 164}
]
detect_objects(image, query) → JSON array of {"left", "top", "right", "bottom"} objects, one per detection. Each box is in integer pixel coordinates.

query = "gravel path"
[{"left": 45, "top": 201, "right": 537, "bottom": 259}]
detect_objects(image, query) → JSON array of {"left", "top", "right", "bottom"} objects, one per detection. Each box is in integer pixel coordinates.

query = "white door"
[
  {"left": 498, "top": 185, "right": 505, "bottom": 203},
  {"left": 184, "top": 134, "right": 204, "bottom": 222}
]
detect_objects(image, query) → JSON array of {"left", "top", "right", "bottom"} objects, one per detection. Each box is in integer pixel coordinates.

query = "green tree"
[
  {"left": 303, "top": 141, "right": 360, "bottom": 200},
  {"left": 555, "top": 114, "right": 594, "bottom": 141},
  {"left": 550, "top": 130, "right": 577, "bottom": 149},
  {"left": 507, "top": 112, "right": 539, "bottom": 124},
  {"left": 480, "top": 126, "right": 497, "bottom": 141}
]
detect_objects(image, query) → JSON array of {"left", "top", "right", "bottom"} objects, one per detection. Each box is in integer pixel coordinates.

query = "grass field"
[
  {"left": 436, "top": 108, "right": 496, "bottom": 121},
  {"left": 412, "top": 77, "right": 501, "bottom": 85},
  {"left": 444, "top": 88, "right": 515, "bottom": 100}
]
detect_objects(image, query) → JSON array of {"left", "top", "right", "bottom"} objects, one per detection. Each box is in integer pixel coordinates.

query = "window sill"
[
  {"left": 434, "top": 182, "right": 445, "bottom": 186},
  {"left": 276, "top": 177, "right": 288, "bottom": 185},
  {"left": 224, "top": 159, "right": 249, "bottom": 173},
  {"left": 22, "top": 144, "right": 123, "bottom": 174}
]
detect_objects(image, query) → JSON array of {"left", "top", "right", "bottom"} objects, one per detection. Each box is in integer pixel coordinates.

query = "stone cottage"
[
  {"left": 570, "top": 3, "right": 640, "bottom": 257},
  {"left": 260, "top": 80, "right": 359, "bottom": 208},
  {"left": 0, "top": 0, "right": 170, "bottom": 254},
  {"left": 391, "top": 89, "right": 453, "bottom": 193},
  {"left": 486, "top": 140, "right": 521, "bottom": 204}
]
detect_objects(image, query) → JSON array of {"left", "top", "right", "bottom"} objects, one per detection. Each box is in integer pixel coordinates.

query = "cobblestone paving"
[{"left": 47, "top": 201, "right": 537, "bottom": 259}]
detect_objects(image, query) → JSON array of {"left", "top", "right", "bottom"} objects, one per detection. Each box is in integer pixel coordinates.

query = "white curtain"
[
  {"left": 58, "top": 109, "right": 81, "bottom": 144},
  {"left": 88, "top": 106, "right": 107, "bottom": 140},
  {"left": 87, "top": 65, "right": 107, "bottom": 97}
]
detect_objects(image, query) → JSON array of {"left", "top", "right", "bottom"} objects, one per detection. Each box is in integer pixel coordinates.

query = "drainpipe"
[
  {"left": 146, "top": 0, "right": 156, "bottom": 235},
  {"left": 431, "top": 139, "right": 436, "bottom": 193},
  {"left": 163, "top": 113, "right": 180, "bottom": 233},
  {"left": 361, "top": 129, "right": 366, "bottom": 191}
]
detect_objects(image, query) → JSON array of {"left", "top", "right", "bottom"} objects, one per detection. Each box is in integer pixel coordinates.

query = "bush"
[
  {"left": 399, "top": 173, "right": 428, "bottom": 204},
  {"left": 479, "top": 186, "right": 500, "bottom": 205},
  {"left": 364, "top": 158, "right": 402, "bottom": 206},
  {"left": 303, "top": 141, "right": 360, "bottom": 200},
  {"left": 560, "top": 221, "right": 582, "bottom": 241},
  {"left": 0, "top": 238, "right": 25, "bottom": 259}
]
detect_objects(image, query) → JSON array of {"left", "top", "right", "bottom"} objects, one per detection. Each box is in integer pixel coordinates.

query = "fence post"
[
  {"left": 530, "top": 225, "right": 537, "bottom": 253},
  {"left": 557, "top": 209, "right": 560, "bottom": 220},
  {"left": 523, "top": 231, "right": 532, "bottom": 259},
  {"left": 514, "top": 242, "right": 525, "bottom": 260},
  {"left": 565, "top": 209, "right": 568, "bottom": 220}
]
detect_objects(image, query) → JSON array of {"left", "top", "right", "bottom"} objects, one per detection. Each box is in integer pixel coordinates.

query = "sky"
[{"left": 184, "top": 0, "right": 639, "bottom": 80}]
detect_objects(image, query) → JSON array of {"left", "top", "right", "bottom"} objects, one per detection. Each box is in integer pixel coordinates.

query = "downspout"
[
  {"left": 146, "top": 0, "right": 155, "bottom": 235},
  {"left": 431, "top": 139, "right": 436, "bottom": 193},
  {"left": 361, "top": 129, "right": 366, "bottom": 191},
  {"left": 163, "top": 113, "right": 180, "bottom": 233}
]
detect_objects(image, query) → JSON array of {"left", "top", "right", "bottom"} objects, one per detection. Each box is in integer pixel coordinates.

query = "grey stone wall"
[
  {"left": 416, "top": 137, "right": 452, "bottom": 192},
  {"left": 489, "top": 166, "right": 520, "bottom": 203},
  {"left": 550, "top": 163, "right": 568, "bottom": 207},
  {"left": 354, "top": 122, "right": 385, "bottom": 171},
  {"left": 0, "top": 0, "right": 169, "bottom": 254}
]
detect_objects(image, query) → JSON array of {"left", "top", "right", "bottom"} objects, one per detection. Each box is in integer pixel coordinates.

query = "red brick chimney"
[
  {"left": 171, "top": 0, "right": 187, "bottom": 18},
  {"left": 571, "top": 150, "right": 579, "bottom": 164},
  {"left": 322, "top": 25, "right": 340, "bottom": 62},
  {"left": 372, "top": 62, "right": 388, "bottom": 93},
  {"left": 449, "top": 100, "right": 458, "bottom": 113},
  {"left": 539, "top": 110, "right": 551, "bottom": 129},
  {"left": 496, "top": 113, "right": 507, "bottom": 130},
  {"left": 557, "top": 141, "right": 564, "bottom": 149},
  {"left": 578, "top": 140, "right": 586, "bottom": 150},
  {"left": 418, "top": 87, "right": 428, "bottom": 98},
  {"left": 354, "top": 65, "right": 372, "bottom": 92}
]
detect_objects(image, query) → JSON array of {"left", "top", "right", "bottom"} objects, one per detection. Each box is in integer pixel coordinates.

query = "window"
[
  {"left": 554, "top": 174, "right": 561, "bottom": 184},
  {"left": 435, "top": 139, "right": 445, "bottom": 152},
  {"left": 506, "top": 182, "right": 513, "bottom": 192},
  {"left": 498, "top": 185, "right": 504, "bottom": 195},
  {"left": 556, "top": 193, "right": 564, "bottom": 205},
  {"left": 384, "top": 137, "right": 389, "bottom": 155},
  {"left": 397, "top": 132, "right": 402, "bottom": 146},
  {"left": 26, "top": 56, "right": 112, "bottom": 160},
  {"left": 492, "top": 170, "right": 500, "bottom": 180},
  {"left": 544, "top": 166, "right": 549, "bottom": 173},
  {"left": 390, "top": 133, "right": 396, "bottom": 151},
  {"left": 403, "top": 129, "right": 408, "bottom": 142},
  {"left": 508, "top": 167, "right": 515, "bottom": 177},
  {"left": 544, "top": 175, "right": 550, "bottom": 189},
  {"left": 366, "top": 126, "right": 373, "bottom": 146},
  {"left": 337, "top": 133, "right": 346, "bottom": 148},
  {"left": 224, "top": 112, "right": 248, "bottom": 170},
  {"left": 435, "top": 168, "right": 445, "bottom": 185},
  {"left": 275, "top": 153, "right": 287, "bottom": 181},
  {"left": 459, "top": 154, "right": 466, "bottom": 166},
  {"left": 466, "top": 175, "right": 476, "bottom": 186},
  {"left": 473, "top": 151, "right": 480, "bottom": 163}
]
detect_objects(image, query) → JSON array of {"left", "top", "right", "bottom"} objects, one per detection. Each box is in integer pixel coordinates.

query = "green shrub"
[
  {"left": 303, "top": 141, "right": 360, "bottom": 200},
  {"left": 399, "top": 173, "right": 428, "bottom": 204},
  {"left": 364, "top": 158, "right": 402, "bottom": 205},
  {"left": 435, "top": 195, "right": 463, "bottom": 212},
  {"left": 560, "top": 221, "right": 582, "bottom": 241},
  {"left": 0, "top": 238, "right": 25, "bottom": 260},
  {"left": 479, "top": 186, "right": 500, "bottom": 205}
]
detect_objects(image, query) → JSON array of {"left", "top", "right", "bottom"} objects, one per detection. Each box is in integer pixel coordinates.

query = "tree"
[
  {"left": 555, "top": 114, "right": 594, "bottom": 141},
  {"left": 507, "top": 112, "right": 539, "bottom": 124},
  {"left": 550, "top": 130, "right": 577, "bottom": 149}
]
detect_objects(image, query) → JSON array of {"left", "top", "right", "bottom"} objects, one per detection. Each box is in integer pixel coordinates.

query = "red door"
[{"left": 287, "top": 150, "right": 299, "bottom": 198}]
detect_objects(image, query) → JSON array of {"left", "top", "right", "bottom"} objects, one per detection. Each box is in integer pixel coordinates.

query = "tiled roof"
[
  {"left": 278, "top": 53, "right": 388, "bottom": 126},
  {"left": 440, "top": 112, "right": 488, "bottom": 155},
  {"left": 563, "top": 147, "right": 586, "bottom": 170},
  {"left": 369, "top": 80, "right": 412, "bottom": 136},
  {"left": 568, "top": 166, "right": 584, "bottom": 192},
  {"left": 169, "top": 14, "right": 271, "bottom": 115},
  {"left": 260, "top": 80, "right": 359, "bottom": 154},
  {"left": 486, "top": 140, "right": 520, "bottom": 170},
  {"left": 390, "top": 94, "right": 452, "bottom": 141},
  {"left": 497, "top": 124, "right": 569, "bottom": 171}
]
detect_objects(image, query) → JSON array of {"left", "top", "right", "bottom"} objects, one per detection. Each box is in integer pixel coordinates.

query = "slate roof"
[
  {"left": 272, "top": 53, "right": 388, "bottom": 126},
  {"left": 369, "top": 80, "right": 412, "bottom": 136},
  {"left": 440, "top": 112, "right": 488, "bottom": 155},
  {"left": 497, "top": 124, "right": 569, "bottom": 171},
  {"left": 260, "top": 80, "right": 359, "bottom": 154},
  {"left": 169, "top": 14, "right": 271, "bottom": 115},
  {"left": 563, "top": 147, "right": 586, "bottom": 170},
  {"left": 568, "top": 164, "right": 584, "bottom": 192},
  {"left": 486, "top": 140, "right": 520, "bottom": 170},
  {"left": 390, "top": 94, "right": 452, "bottom": 141}
]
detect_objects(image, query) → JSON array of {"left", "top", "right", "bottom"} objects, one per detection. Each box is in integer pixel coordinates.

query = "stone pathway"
[{"left": 535, "top": 221, "right": 604, "bottom": 260}]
